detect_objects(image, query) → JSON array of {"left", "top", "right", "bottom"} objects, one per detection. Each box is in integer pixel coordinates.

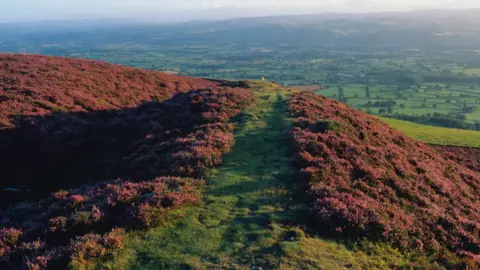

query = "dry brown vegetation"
[{"left": 291, "top": 85, "right": 322, "bottom": 92}]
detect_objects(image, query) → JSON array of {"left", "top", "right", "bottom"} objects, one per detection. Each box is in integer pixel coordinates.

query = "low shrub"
[
  {"left": 69, "top": 228, "right": 126, "bottom": 267},
  {"left": 289, "top": 91, "right": 480, "bottom": 265},
  {"left": 0, "top": 85, "right": 254, "bottom": 268},
  {"left": 1, "top": 177, "right": 203, "bottom": 268}
]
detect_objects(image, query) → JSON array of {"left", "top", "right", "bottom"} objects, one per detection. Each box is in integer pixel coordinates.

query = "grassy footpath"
[
  {"left": 98, "top": 82, "right": 422, "bottom": 269},
  {"left": 379, "top": 117, "right": 480, "bottom": 147}
]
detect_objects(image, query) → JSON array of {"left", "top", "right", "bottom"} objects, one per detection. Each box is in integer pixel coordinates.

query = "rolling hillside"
[
  {"left": 379, "top": 117, "right": 480, "bottom": 147},
  {"left": 0, "top": 55, "right": 479, "bottom": 269}
]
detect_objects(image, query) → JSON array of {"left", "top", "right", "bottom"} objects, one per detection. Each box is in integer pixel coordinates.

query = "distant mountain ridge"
[{"left": 4, "top": 8, "right": 480, "bottom": 57}]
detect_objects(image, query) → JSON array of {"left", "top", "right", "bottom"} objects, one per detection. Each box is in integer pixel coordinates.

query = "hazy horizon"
[{"left": 1, "top": 0, "right": 480, "bottom": 23}]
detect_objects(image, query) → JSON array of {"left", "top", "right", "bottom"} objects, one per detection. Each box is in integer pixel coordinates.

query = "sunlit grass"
[{"left": 380, "top": 117, "right": 480, "bottom": 147}]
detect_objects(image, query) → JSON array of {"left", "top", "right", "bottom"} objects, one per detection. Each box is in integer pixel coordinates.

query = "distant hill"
[{"left": 4, "top": 9, "right": 480, "bottom": 53}]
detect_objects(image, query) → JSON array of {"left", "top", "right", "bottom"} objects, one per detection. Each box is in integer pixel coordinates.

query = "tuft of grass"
[
  {"left": 315, "top": 120, "right": 345, "bottom": 133},
  {"left": 379, "top": 117, "right": 480, "bottom": 147},
  {"left": 279, "top": 237, "right": 425, "bottom": 270}
]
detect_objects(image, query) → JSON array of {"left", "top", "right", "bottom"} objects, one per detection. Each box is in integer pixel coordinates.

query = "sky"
[{"left": 1, "top": 0, "right": 480, "bottom": 23}]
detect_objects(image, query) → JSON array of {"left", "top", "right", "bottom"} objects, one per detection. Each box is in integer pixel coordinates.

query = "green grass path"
[{"left": 103, "top": 82, "right": 419, "bottom": 270}]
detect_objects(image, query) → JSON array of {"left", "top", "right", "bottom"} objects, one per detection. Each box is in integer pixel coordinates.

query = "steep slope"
[
  {"left": 0, "top": 54, "right": 257, "bottom": 206},
  {"left": 0, "top": 54, "right": 217, "bottom": 128},
  {"left": 289, "top": 91, "right": 480, "bottom": 265},
  {"left": 0, "top": 55, "right": 254, "bottom": 269},
  {"left": 378, "top": 117, "right": 480, "bottom": 173},
  {"left": 432, "top": 145, "right": 480, "bottom": 172}
]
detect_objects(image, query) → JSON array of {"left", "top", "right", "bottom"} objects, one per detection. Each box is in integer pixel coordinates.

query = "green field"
[
  {"left": 380, "top": 117, "right": 480, "bottom": 147},
  {"left": 316, "top": 83, "right": 480, "bottom": 124}
]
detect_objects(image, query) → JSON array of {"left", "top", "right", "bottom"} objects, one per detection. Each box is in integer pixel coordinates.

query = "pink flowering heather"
[
  {"left": 25, "top": 255, "right": 51, "bottom": 270},
  {"left": 67, "top": 194, "right": 85, "bottom": 207},
  {"left": 0, "top": 228, "right": 22, "bottom": 246},
  {"left": 48, "top": 216, "right": 68, "bottom": 232},
  {"left": 69, "top": 229, "right": 126, "bottom": 265},
  {"left": 0, "top": 240, "right": 10, "bottom": 257},
  {"left": 101, "top": 228, "right": 125, "bottom": 250},
  {"left": 0, "top": 79, "right": 252, "bottom": 268},
  {"left": 52, "top": 190, "right": 69, "bottom": 200},
  {"left": 123, "top": 87, "right": 254, "bottom": 179},
  {"left": 289, "top": 91, "right": 480, "bottom": 265}
]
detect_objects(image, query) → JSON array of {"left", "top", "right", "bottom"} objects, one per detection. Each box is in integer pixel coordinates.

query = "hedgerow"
[{"left": 289, "top": 91, "right": 480, "bottom": 266}]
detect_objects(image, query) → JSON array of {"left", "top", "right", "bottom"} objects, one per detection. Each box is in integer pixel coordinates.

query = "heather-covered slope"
[
  {"left": 1, "top": 53, "right": 479, "bottom": 269},
  {"left": 432, "top": 145, "right": 480, "bottom": 172},
  {"left": 289, "top": 91, "right": 480, "bottom": 265},
  {"left": 0, "top": 54, "right": 217, "bottom": 128},
  {"left": 1, "top": 85, "right": 253, "bottom": 201},
  {"left": 0, "top": 54, "right": 248, "bottom": 199},
  {"left": 0, "top": 55, "right": 254, "bottom": 268}
]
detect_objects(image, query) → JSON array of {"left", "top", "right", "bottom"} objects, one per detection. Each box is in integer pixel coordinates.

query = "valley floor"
[{"left": 99, "top": 82, "right": 423, "bottom": 269}]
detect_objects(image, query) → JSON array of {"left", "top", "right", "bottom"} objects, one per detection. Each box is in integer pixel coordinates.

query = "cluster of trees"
[{"left": 384, "top": 112, "right": 480, "bottom": 130}]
